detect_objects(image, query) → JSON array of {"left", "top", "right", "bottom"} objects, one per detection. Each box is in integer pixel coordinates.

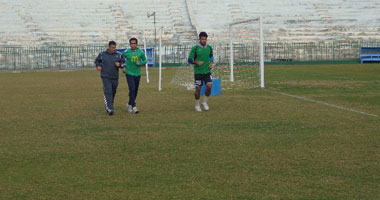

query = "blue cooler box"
[{"left": 200, "top": 78, "right": 221, "bottom": 96}]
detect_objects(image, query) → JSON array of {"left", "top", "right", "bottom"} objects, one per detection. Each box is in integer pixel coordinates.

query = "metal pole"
[
  {"left": 143, "top": 30, "right": 150, "bottom": 83},
  {"left": 260, "top": 16, "right": 265, "bottom": 88},
  {"left": 147, "top": 12, "right": 157, "bottom": 66},
  {"left": 229, "top": 26, "right": 234, "bottom": 82},
  {"left": 159, "top": 27, "right": 162, "bottom": 91},
  {"left": 154, "top": 13, "right": 157, "bottom": 67},
  {"left": 154, "top": 13, "right": 157, "bottom": 47}
]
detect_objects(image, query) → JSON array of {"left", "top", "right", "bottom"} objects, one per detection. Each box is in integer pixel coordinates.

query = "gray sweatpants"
[{"left": 102, "top": 78, "right": 118, "bottom": 111}]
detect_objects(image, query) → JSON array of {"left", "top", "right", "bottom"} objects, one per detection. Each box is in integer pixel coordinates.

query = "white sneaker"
[
  {"left": 126, "top": 104, "right": 133, "bottom": 113},
  {"left": 132, "top": 107, "right": 139, "bottom": 114},
  {"left": 106, "top": 109, "right": 113, "bottom": 115},
  {"left": 202, "top": 102, "right": 209, "bottom": 111},
  {"left": 195, "top": 105, "right": 202, "bottom": 112}
]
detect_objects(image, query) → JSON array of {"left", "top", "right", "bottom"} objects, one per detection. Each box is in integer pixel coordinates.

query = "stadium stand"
[
  {"left": 360, "top": 47, "right": 380, "bottom": 63},
  {"left": 190, "top": 0, "right": 380, "bottom": 42},
  {"left": 1, "top": 0, "right": 380, "bottom": 45}
]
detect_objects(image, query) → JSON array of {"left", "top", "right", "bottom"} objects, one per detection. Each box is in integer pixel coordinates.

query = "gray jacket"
[{"left": 94, "top": 50, "right": 125, "bottom": 79}]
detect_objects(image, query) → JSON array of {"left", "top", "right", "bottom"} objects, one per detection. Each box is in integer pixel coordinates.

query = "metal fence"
[
  {"left": 264, "top": 41, "right": 380, "bottom": 63},
  {"left": 1, "top": 41, "right": 380, "bottom": 70},
  {"left": 0, "top": 45, "right": 115, "bottom": 70}
]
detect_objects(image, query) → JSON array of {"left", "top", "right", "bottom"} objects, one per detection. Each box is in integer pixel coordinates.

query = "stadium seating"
[
  {"left": 1, "top": 0, "right": 380, "bottom": 45},
  {"left": 360, "top": 47, "right": 380, "bottom": 63},
  {"left": 190, "top": 0, "right": 380, "bottom": 42}
]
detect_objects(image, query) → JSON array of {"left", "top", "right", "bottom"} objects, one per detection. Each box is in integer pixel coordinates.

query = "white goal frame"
[{"left": 229, "top": 16, "right": 264, "bottom": 88}]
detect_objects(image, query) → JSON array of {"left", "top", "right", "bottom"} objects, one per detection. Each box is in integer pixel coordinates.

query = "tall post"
[
  {"left": 259, "top": 16, "right": 265, "bottom": 88},
  {"left": 147, "top": 12, "right": 157, "bottom": 66},
  {"left": 154, "top": 13, "right": 157, "bottom": 47},
  {"left": 229, "top": 26, "right": 234, "bottom": 82},
  {"left": 143, "top": 30, "right": 150, "bottom": 83},
  {"left": 153, "top": 13, "right": 157, "bottom": 67},
  {"left": 158, "top": 27, "right": 162, "bottom": 91}
]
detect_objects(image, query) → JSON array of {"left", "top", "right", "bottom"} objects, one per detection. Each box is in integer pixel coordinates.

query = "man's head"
[
  {"left": 108, "top": 41, "right": 117, "bottom": 53},
  {"left": 129, "top": 38, "right": 138, "bottom": 50},
  {"left": 199, "top": 32, "right": 208, "bottom": 46}
]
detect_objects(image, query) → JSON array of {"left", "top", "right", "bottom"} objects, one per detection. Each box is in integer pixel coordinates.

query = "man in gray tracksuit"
[{"left": 94, "top": 41, "right": 125, "bottom": 115}]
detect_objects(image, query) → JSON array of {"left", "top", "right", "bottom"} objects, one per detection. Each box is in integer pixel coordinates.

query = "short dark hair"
[
  {"left": 199, "top": 32, "right": 208, "bottom": 38},
  {"left": 129, "top": 38, "right": 138, "bottom": 44},
  {"left": 108, "top": 41, "right": 116, "bottom": 46}
]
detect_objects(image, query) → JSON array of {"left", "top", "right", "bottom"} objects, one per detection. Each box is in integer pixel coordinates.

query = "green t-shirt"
[
  {"left": 122, "top": 48, "right": 147, "bottom": 76},
  {"left": 188, "top": 44, "right": 213, "bottom": 74}
]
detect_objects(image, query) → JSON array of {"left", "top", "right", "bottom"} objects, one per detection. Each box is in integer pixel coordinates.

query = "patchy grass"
[{"left": 0, "top": 64, "right": 379, "bottom": 199}]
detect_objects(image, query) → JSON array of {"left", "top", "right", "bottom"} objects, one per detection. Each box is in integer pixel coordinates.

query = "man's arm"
[
  {"left": 115, "top": 53, "right": 125, "bottom": 68},
  {"left": 120, "top": 54, "right": 126, "bottom": 68},
  {"left": 209, "top": 46, "right": 214, "bottom": 69},
  {"left": 209, "top": 61, "right": 214, "bottom": 70},
  {"left": 95, "top": 52, "right": 102, "bottom": 71},
  {"left": 121, "top": 51, "right": 127, "bottom": 73},
  {"left": 188, "top": 46, "right": 203, "bottom": 66},
  {"left": 139, "top": 51, "right": 147, "bottom": 66},
  {"left": 187, "top": 46, "right": 195, "bottom": 64}
]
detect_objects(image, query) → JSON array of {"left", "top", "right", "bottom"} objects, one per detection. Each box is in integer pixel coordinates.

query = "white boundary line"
[{"left": 266, "top": 90, "right": 379, "bottom": 118}]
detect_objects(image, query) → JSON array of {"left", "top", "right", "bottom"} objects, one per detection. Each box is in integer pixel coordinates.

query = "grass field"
[{"left": 0, "top": 64, "right": 379, "bottom": 199}]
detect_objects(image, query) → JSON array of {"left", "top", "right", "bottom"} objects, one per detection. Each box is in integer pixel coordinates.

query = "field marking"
[{"left": 266, "top": 90, "right": 379, "bottom": 118}]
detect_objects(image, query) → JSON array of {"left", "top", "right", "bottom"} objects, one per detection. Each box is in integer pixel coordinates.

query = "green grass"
[{"left": 0, "top": 64, "right": 379, "bottom": 199}]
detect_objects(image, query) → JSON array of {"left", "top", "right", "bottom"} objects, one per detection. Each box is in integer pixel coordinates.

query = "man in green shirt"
[
  {"left": 188, "top": 32, "right": 214, "bottom": 112},
  {"left": 122, "top": 38, "right": 147, "bottom": 114}
]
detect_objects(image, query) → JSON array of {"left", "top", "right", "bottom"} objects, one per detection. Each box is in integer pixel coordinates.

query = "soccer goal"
[
  {"left": 211, "top": 16, "right": 264, "bottom": 89},
  {"left": 172, "top": 17, "right": 265, "bottom": 89},
  {"left": 171, "top": 17, "right": 264, "bottom": 90},
  {"left": 231, "top": 17, "right": 264, "bottom": 88}
]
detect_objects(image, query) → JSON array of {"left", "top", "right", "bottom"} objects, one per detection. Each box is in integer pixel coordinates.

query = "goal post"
[
  {"left": 171, "top": 17, "right": 264, "bottom": 90},
  {"left": 229, "top": 16, "right": 265, "bottom": 88}
]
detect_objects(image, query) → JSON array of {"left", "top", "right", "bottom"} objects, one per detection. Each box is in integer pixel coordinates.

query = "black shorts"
[{"left": 194, "top": 73, "right": 212, "bottom": 88}]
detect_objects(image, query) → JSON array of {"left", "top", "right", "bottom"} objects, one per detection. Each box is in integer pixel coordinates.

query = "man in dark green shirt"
[
  {"left": 188, "top": 32, "right": 214, "bottom": 112},
  {"left": 122, "top": 38, "right": 147, "bottom": 114}
]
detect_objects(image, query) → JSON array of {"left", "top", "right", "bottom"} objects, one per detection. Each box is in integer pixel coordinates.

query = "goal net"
[{"left": 171, "top": 17, "right": 264, "bottom": 90}]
